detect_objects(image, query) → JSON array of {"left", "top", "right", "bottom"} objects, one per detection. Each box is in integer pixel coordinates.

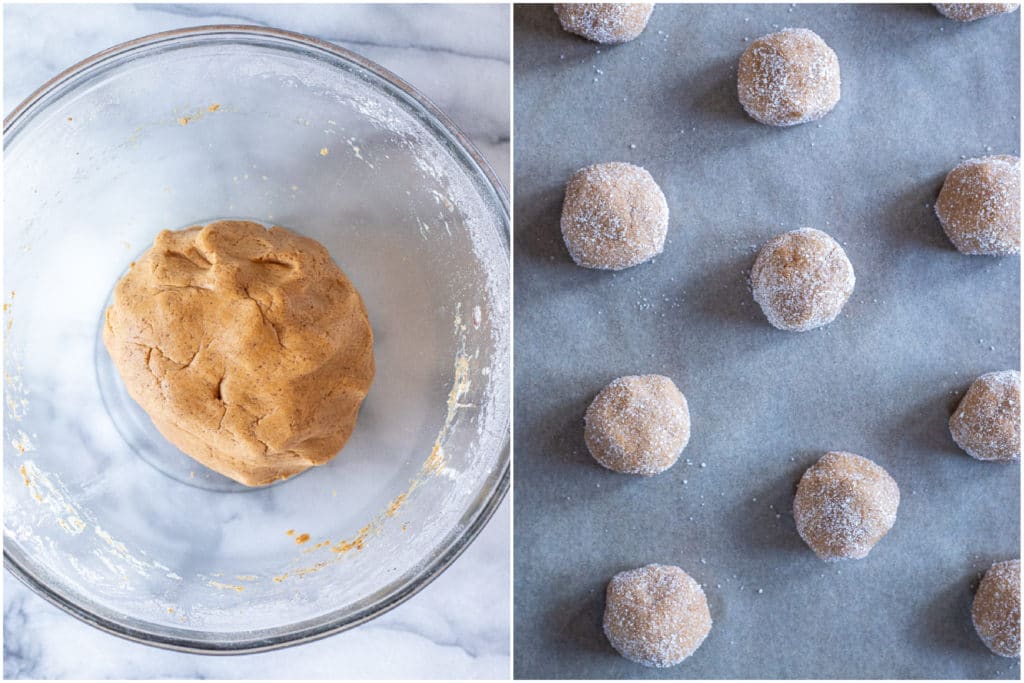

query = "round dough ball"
[
  {"left": 950, "top": 370, "right": 1021, "bottom": 462},
  {"left": 737, "top": 28, "right": 841, "bottom": 127},
  {"left": 103, "top": 220, "right": 375, "bottom": 486},
  {"left": 561, "top": 162, "right": 669, "bottom": 271},
  {"left": 603, "top": 564, "right": 712, "bottom": 667},
  {"left": 935, "top": 3, "right": 1019, "bottom": 21},
  {"left": 972, "top": 559, "right": 1021, "bottom": 657},
  {"left": 935, "top": 155, "right": 1020, "bottom": 256},
  {"left": 554, "top": 3, "right": 654, "bottom": 44},
  {"left": 793, "top": 451, "right": 900, "bottom": 561},
  {"left": 750, "top": 227, "right": 855, "bottom": 332},
  {"left": 584, "top": 374, "right": 690, "bottom": 475}
]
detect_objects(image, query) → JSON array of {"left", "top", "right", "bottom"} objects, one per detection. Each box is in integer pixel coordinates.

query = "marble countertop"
[{"left": 3, "top": 4, "right": 509, "bottom": 679}]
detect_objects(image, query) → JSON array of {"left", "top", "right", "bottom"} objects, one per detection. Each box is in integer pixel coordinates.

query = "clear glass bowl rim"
[{"left": 3, "top": 24, "right": 510, "bottom": 655}]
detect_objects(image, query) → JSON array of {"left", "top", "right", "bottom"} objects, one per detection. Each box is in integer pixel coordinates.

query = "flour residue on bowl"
[
  {"left": 19, "top": 463, "right": 85, "bottom": 535},
  {"left": 4, "top": 291, "right": 30, "bottom": 424},
  {"left": 4, "top": 282, "right": 179, "bottom": 608},
  {"left": 269, "top": 306, "right": 479, "bottom": 582},
  {"left": 11, "top": 430, "right": 34, "bottom": 454}
]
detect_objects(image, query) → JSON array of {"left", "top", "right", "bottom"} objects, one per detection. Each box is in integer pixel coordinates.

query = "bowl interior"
[{"left": 4, "top": 28, "right": 508, "bottom": 648}]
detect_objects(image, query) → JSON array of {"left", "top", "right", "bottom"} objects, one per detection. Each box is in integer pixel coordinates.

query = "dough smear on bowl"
[{"left": 103, "top": 220, "right": 375, "bottom": 486}]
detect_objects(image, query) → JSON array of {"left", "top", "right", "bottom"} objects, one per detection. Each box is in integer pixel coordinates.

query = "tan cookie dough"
[
  {"left": 584, "top": 374, "right": 690, "bottom": 475},
  {"left": 603, "top": 564, "right": 712, "bottom": 667},
  {"left": 750, "top": 228, "right": 855, "bottom": 332},
  {"left": 972, "top": 558, "right": 1021, "bottom": 657},
  {"left": 934, "top": 3, "right": 1019, "bottom": 21},
  {"left": 950, "top": 370, "right": 1021, "bottom": 462},
  {"left": 561, "top": 162, "right": 669, "bottom": 271},
  {"left": 935, "top": 155, "right": 1020, "bottom": 256},
  {"left": 737, "top": 28, "right": 841, "bottom": 127},
  {"left": 554, "top": 3, "right": 654, "bottom": 44},
  {"left": 104, "top": 220, "right": 375, "bottom": 486},
  {"left": 793, "top": 451, "right": 900, "bottom": 561}
]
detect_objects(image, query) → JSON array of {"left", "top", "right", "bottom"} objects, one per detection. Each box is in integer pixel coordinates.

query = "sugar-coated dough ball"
[
  {"left": 750, "top": 228, "right": 855, "bottom": 332},
  {"left": 935, "top": 155, "right": 1020, "bottom": 256},
  {"left": 950, "top": 370, "right": 1021, "bottom": 462},
  {"left": 793, "top": 452, "right": 900, "bottom": 561},
  {"left": 584, "top": 375, "right": 690, "bottom": 475},
  {"left": 935, "top": 3, "right": 1019, "bottom": 21},
  {"left": 604, "top": 564, "right": 712, "bottom": 667},
  {"left": 561, "top": 162, "right": 669, "bottom": 270},
  {"left": 737, "top": 28, "right": 841, "bottom": 127},
  {"left": 973, "top": 559, "right": 1021, "bottom": 657},
  {"left": 554, "top": 3, "right": 654, "bottom": 44},
  {"left": 103, "top": 220, "right": 375, "bottom": 486}
]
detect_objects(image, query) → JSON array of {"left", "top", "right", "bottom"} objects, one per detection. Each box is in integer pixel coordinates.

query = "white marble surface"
[{"left": 3, "top": 4, "right": 510, "bottom": 679}]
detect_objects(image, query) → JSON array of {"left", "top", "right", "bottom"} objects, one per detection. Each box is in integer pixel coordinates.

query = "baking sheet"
[{"left": 512, "top": 3, "right": 1021, "bottom": 679}]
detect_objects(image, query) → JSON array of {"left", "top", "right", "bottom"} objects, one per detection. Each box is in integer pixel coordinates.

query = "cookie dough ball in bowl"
[
  {"left": 554, "top": 3, "right": 654, "bottom": 44},
  {"left": 935, "top": 155, "right": 1020, "bottom": 255},
  {"left": 584, "top": 375, "right": 690, "bottom": 475},
  {"left": 793, "top": 452, "right": 900, "bottom": 561},
  {"left": 737, "top": 28, "right": 841, "bottom": 127},
  {"left": 103, "top": 220, "right": 375, "bottom": 486},
  {"left": 935, "top": 3, "right": 1019, "bottom": 21},
  {"left": 750, "top": 228, "right": 855, "bottom": 332},
  {"left": 604, "top": 564, "right": 712, "bottom": 667},
  {"left": 561, "top": 162, "right": 669, "bottom": 270},
  {"left": 972, "top": 559, "right": 1021, "bottom": 657},
  {"left": 950, "top": 370, "right": 1021, "bottom": 462}
]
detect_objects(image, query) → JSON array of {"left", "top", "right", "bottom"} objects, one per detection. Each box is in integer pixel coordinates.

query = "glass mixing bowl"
[{"left": 3, "top": 26, "right": 509, "bottom": 653}]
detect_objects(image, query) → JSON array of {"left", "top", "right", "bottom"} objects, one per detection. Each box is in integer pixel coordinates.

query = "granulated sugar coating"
[
  {"left": 561, "top": 162, "right": 669, "bottom": 271},
  {"left": 793, "top": 452, "right": 900, "bottom": 561},
  {"left": 972, "top": 559, "right": 1021, "bottom": 657},
  {"left": 750, "top": 227, "right": 855, "bottom": 332},
  {"left": 935, "top": 155, "right": 1020, "bottom": 256},
  {"left": 584, "top": 375, "right": 690, "bottom": 475},
  {"left": 934, "top": 3, "right": 1019, "bottom": 21},
  {"left": 603, "top": 564, "right": 712, "bottom": 668},
  {"left": 949, "top": 370, "right": 1021, "bottom": 462},
  {"left": 553, "top": 3, "right": 654, "bottom": 44},
  {"left": 737, "top": 28, "right": 841, "bottom": 127}
]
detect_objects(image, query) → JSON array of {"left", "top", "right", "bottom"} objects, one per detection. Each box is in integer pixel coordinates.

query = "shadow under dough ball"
[
  {"left": 561, "top": 162, "right": 669, "bottom": 270},
  {"left": 584, "top": 374, "right": 690, "bottom": 475},
  {"left": 935, "top": 155, "right": 1020, "bottom": 256},
  {"left": 972, "top": 559, "right": 1021, "bottom": 658},
  {"left": 737, "top": 28, "right": 841, "bottom": 127},
  {"left": 793, "top": 452, "right": 900, "bottom": 561},
  {"left": 103, "top": 220, "right": 375, "bottom": 487},
  {"left": 553, "top": 3, "right": 654, "bottom": 44},
  {"left": 934, "top": 3, "right": 1019, "bottom": 21},
  {"left": 750, "top": 227, "right": 855, "bottom": 332},
  {"left": 949, "top": 370, "right": 1021, "bottom": 463},
  {"left": 603, "top": 564, "right": 712, "bottom": 668}
]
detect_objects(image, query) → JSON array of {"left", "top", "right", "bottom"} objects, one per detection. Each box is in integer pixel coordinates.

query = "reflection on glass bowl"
[{"left": 3, "top": 25, "right": 509, "bottom": 653}]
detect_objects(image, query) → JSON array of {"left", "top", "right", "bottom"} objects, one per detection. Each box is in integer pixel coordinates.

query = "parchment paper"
[{"left": 512, "top": 4, "right": 1021, "bottom": 679}]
